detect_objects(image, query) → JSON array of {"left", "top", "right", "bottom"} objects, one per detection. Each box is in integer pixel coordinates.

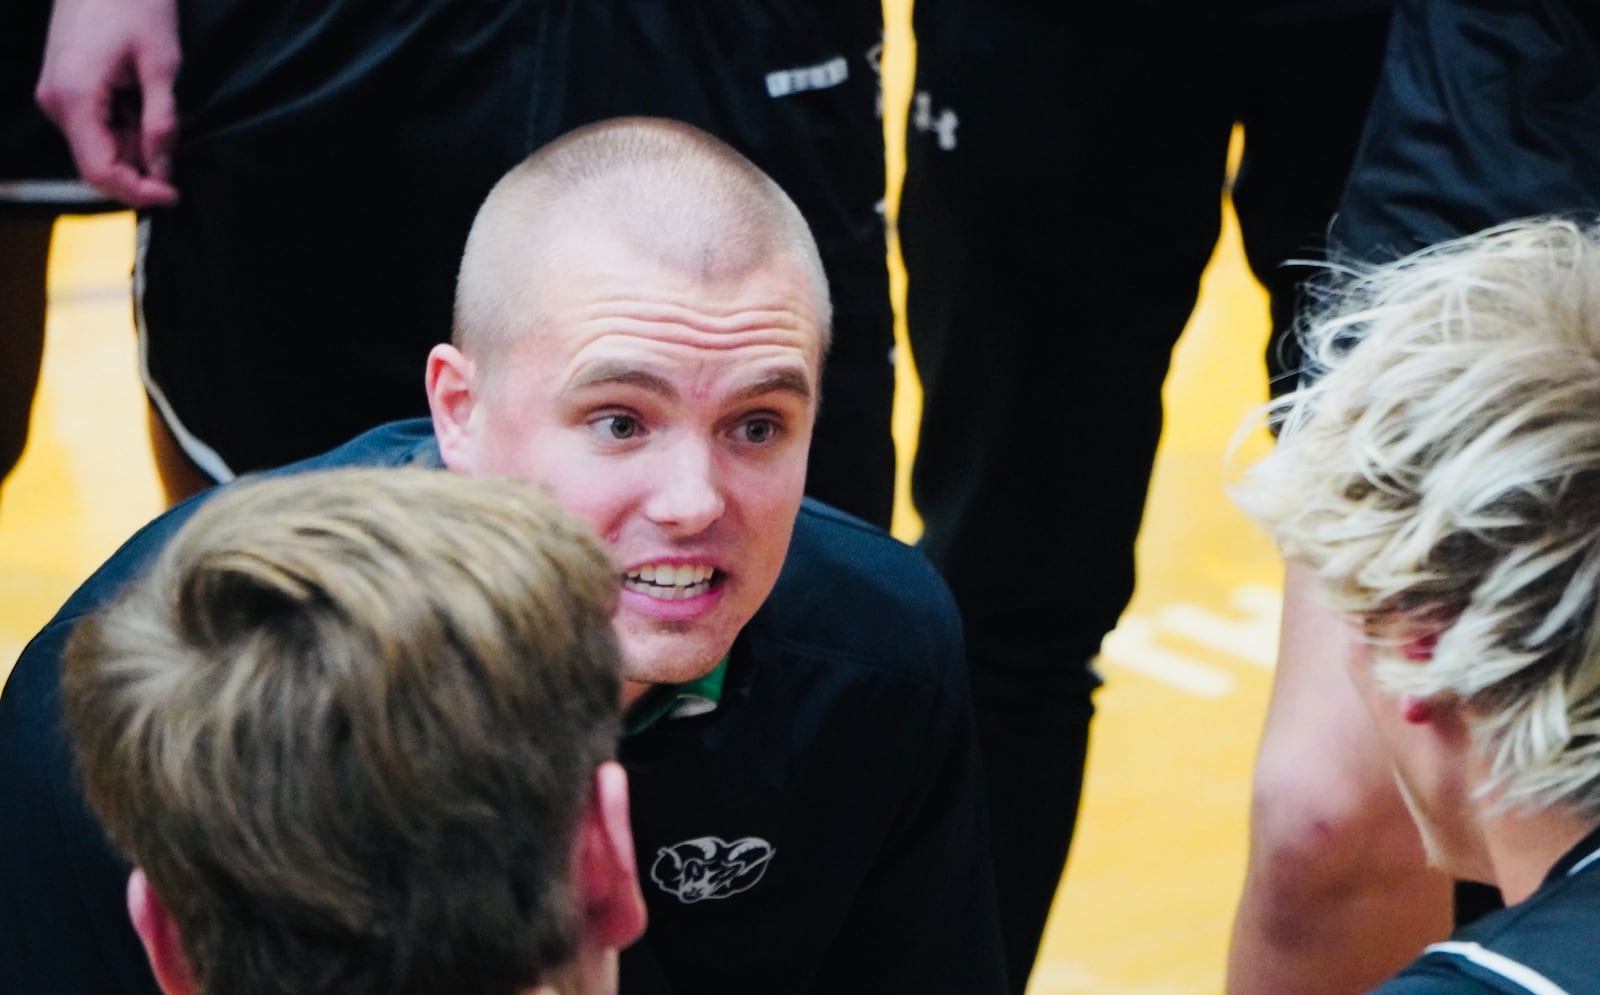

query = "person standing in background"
[
  {"left": 900, "top": 2, "right": 1392, "bottom": 987},
  {"left": 0, "top": 0, "right": 123, "bottom": 507},
  {"left": 35, "top": 0, "right": 898, "bottom": 526}
]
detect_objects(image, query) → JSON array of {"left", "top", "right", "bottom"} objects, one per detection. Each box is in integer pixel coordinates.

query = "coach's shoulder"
[{"left": 756, "top": 499, "right": 963, "bottom": 676}]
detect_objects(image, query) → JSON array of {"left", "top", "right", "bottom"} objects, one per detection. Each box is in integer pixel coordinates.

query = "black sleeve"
[
  {"left": 0, "top": 619, "right": 160, "bottom": 994},
  {"left": 0, "top": 432, "right": 420, "bottom": 993},
  {"left": 1333, "top": 0, "right": 1600, "bottom": 263},
  {"left": 1372, "top": 945, "right": 1555, "bottom": 995},
  {"left": 1373, "top": 977, "right": 1503, "bottom": 995}
]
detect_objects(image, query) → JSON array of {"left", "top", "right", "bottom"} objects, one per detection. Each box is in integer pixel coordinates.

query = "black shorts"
[
  {"left": 0, "top": 0, "right": 115, "bottom": 216},
  {"left": 139, "top": 0, "right": 895, "bottom": 522}
]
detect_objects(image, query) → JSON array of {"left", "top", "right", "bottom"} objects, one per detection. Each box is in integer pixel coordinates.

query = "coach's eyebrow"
[
  {"left": 565, "top": 363, "right": 814, "bottom": 404},
  {"left": 565, "top": 362, "right": 679, "bottom": 399},
  {"left": 731, "top": 368, "right": 814, "bottom": 404}
]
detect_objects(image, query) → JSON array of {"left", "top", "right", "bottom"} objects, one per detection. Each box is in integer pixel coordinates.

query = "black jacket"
[{"left": 0, "top": 419, "right": 1006, "bottom": 994}]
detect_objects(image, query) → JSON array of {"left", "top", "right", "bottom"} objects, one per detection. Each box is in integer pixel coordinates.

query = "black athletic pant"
[
  {"left": 142, "top": 0, "right": 895, "bottom": 526},
  {"left": 2, "top": 0, "right": 118, "bottom": 495},
  {"left": 902, "top": 5, "right": 1389, "bottom": 987}
]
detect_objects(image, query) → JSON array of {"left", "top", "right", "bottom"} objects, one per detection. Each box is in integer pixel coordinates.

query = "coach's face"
[{"left": 430, "top": 227, "right": 821, "bottom": 702}]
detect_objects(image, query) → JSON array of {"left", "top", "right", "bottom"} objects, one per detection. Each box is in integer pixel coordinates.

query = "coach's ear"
[
  {"left": 127, "top": 869, "right": 199, "bottom": 995},
  {"left": 426, "top": 343, "right": 479, "bottom": 473}
]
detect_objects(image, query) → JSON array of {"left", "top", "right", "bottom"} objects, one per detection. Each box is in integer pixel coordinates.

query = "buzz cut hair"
[{"left": 453, "top": 116, "right": 832, "bottom": 363}]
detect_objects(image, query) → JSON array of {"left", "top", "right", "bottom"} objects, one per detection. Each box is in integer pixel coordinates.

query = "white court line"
[
  {"left": 1157, "top": 586, "right": 1280, "bottom": 671},
  {"left": 1101, "top": 617, "right": 1234, "bottom": 699}
]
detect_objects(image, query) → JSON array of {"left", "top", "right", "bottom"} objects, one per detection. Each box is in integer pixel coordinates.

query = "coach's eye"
[
  {"left": 593, "top": 414, "right": 643, "bottom": 440},
  {"left": 738, "top": 417, "right": 781, "bottom": 445}
]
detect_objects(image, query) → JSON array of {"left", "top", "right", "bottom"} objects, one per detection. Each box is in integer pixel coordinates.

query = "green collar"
[{"left": 623, "top": 657, "right": 728, "bottom": 735}]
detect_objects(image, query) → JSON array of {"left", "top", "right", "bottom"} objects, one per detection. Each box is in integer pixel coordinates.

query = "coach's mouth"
[{"left": 622, "top": 563, "right": 718, "bottom": 601}]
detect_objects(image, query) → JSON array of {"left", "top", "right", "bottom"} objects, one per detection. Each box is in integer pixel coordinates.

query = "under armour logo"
[
  {"left": 650, "top": 836, "right": 775, "bottom": 903},
  {"left": 912, "top": 91, "right": 960, "bottom": 151}
]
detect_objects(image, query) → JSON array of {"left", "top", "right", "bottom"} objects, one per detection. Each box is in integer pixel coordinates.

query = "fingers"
[
  {"left": 32, "top": 0, "right": 181, "bottom": 210},
  {"left": 35, "top": 77, "right": 137, "bottom": 204},
  {"left": 137, "top": 44, "right": 180, "bottom": 199},
  {"left": 69, "top": 96, "right": 177, "bottom": 208},
  {"left": 41, "top": 104, "right": 177, "bottom": 207}
]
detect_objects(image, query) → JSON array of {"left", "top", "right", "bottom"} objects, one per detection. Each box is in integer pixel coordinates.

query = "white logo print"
[
  {"left": 911, "top": 91, "right": 960, "bottom": 151},
  {"left": 766, "top": 57, "right": 849, "bottom": 98},
  {"left": 650, "top": 836, "right": 775, "bottom": 903}
]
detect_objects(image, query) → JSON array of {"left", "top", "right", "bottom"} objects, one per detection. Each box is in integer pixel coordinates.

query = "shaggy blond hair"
[
  {"left": 1237, "top": 217, "right": 1600, "bottom": 815},
  {"left": 64, "top": 467, "right": 623, "bottom": 995}
]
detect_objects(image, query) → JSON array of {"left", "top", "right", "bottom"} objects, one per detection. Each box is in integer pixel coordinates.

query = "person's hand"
[{"left": 35, "top": 0, "right": 181, "bottom": 207}]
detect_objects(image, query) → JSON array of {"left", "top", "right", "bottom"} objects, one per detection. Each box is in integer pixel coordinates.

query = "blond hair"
[
  {"left": 64, "top": 467, "right": 623, "bottom": 995},
  {"left": 1237, "top": 217, "right": 1600, "bottom": 815},
  {"left": 454, "top": 116, "right": 831, "bottom": 363}
]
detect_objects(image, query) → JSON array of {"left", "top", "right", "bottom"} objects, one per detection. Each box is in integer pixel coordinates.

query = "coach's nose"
[{"left": 643, "top": 438, "right": 726, "bottom": 536}]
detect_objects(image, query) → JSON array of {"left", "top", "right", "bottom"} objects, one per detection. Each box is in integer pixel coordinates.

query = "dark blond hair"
[{"left": 64, "top": 467, "right": 622, "bottom": 995}]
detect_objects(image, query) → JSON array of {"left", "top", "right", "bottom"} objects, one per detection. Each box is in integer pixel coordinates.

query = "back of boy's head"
[
  {"left": 1240, "top": 217, "right": 1600, "bottom": 816},
  {"left": 63, "top": 467, "right": 624, "bottom": 995}
]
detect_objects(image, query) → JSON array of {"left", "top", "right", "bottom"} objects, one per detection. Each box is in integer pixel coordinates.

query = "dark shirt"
[
  {"left": 0, "top": 420, "right": 1006, "bottom": 994},
  {"left": 1374, "top": 825, "right": 1600, "bottom": 994}
]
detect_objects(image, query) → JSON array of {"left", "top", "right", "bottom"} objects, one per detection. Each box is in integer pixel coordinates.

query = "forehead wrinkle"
[{"left": 578, "top": 294, "right": 817, "bottom": 341}]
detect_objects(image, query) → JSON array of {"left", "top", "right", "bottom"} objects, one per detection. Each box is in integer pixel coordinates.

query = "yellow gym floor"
[{"left": 0, "top": 5, "right": 1284, "bottom": 991}]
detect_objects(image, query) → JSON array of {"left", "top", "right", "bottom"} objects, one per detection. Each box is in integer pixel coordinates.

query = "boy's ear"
[
  {"left": 580, "top": 760, "right": 648, "bottom": 949},
  {"left": 1401, "top": 632, "right": 1439, "bottom": 661},
  {"left": 127, "top": 869, "right": 200, "bottom": 995}
]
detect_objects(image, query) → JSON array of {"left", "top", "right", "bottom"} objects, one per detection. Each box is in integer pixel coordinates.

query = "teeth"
[{"left": 623, "top": 563, "right": 716, "bottom": 600}]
